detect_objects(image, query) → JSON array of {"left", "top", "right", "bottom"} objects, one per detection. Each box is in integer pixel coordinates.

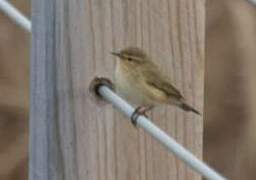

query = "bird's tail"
[{"left": 180, "top": 102, "right": 201, "bottom": 115}]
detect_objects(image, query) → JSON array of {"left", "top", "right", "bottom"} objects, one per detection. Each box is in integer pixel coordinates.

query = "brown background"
[
  {"left": 0, "top": 0, "right": 30, "bottom": 180},
  {"left": 205, "top": 0, "right": 256, "bottom": 179},
  {"left": 0, "top": 0, "right": 256, "bottom": 179}
]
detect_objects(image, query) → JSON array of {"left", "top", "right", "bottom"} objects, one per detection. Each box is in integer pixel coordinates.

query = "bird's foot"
[{"left": 131, "top": 106, "right": 152, "bottom": 127}]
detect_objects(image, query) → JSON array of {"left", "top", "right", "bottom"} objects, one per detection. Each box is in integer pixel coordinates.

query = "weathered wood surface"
[{"left": 30, "top": 0, "right": 205, "bottom": 179}]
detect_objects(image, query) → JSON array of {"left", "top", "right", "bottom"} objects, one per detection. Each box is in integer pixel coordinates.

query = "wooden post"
[{"left": 30, "top": 0, "right": 205, "bottom": 180}]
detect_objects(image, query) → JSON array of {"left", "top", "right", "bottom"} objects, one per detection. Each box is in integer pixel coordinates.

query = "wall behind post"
[{"left": 30, "top": 0, "right": 205, "bottom": 179}]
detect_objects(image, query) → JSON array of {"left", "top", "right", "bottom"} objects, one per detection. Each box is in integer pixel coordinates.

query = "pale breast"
[{"left": 115, "top": 64, "right": 156, "bottom": 106}]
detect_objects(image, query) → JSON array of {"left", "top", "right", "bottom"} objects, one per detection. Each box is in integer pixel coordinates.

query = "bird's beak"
[{"left": 111, "top": 51, "right": 122, "bottom": 58}]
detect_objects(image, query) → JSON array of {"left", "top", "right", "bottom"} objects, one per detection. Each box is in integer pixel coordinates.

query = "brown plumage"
[{"left": 111, "top": 47, "right": 200, "bottom": 115}]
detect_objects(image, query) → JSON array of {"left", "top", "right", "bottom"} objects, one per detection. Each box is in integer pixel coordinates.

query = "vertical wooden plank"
[{"left": 30, "top": 0, "right": 204, "bottom": 180}]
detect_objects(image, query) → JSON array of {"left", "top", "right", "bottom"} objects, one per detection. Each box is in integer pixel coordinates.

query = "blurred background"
[
  {"left": 0, "top": 0, "right": 256, "bottom": 179},
  {"left": 205, "top": 0, "right": 256, "bottom": 179},
  {"left": 0, "top": 0, "right": 30, "bottom": 180}
]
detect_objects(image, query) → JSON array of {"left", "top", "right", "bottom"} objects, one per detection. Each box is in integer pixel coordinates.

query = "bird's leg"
[{"left": 131, "top": 106, "right": 153, "bottom": 127}]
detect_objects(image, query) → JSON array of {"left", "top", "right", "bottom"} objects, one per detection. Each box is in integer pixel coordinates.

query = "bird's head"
[{"left": 111, "top": 47, "right": 149, "bottom": 67}]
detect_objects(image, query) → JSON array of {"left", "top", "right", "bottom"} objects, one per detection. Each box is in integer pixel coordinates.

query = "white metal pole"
[
  {"left": 0, "top": 0, "right": 31, "bottom": 32},
  {"left": 98, "top": 85, "right": 226, "bottom": 180}
]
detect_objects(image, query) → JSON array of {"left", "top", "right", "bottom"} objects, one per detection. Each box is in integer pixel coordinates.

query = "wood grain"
[{"left": 30, "top": 0, "right": 205, "bottom": 179}]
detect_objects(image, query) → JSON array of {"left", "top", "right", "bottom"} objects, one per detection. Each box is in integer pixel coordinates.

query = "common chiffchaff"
[{"left": 111, "top": 47, "right": 200, "bottom": 120}]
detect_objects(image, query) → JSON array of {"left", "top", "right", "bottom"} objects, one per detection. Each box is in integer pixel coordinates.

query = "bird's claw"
[{"left": 131, "top": 106, "right": 149, "bottom": 127}]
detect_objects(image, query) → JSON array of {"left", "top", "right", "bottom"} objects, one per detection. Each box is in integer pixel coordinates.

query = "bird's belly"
[
  {"left": 116, "top": 82, "right": 142, "bottom": 105},
  {"left": 115, "top": 71, "right": 154, "bottom": 106}
]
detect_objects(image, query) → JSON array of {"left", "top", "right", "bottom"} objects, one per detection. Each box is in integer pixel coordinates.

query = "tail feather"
[{"left": 180, "top": 103, "right": 201, "bottom": 115}]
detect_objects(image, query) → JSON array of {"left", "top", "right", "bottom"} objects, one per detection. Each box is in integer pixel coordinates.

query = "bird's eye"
[{"left": 127, "top": 57, "right": 133, "bottom": 62}]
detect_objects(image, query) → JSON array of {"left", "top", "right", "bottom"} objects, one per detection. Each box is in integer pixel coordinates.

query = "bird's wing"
[{"left": 143, "top": 67, "right": 183, "bottom": 100}]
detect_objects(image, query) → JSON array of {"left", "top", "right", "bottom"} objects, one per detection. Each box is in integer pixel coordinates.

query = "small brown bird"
[{"left": 111, "top": 47, "right": 200, "bottom": 124}]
